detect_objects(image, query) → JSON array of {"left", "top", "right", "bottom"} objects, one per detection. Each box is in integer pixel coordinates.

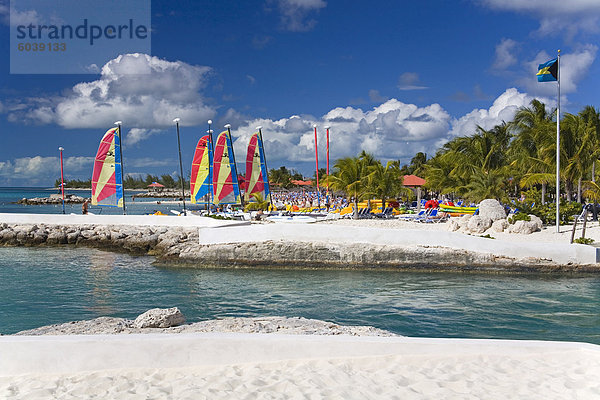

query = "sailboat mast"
[
  {"left": 173, "top": 117, "right": 187, "bottom": 216},
  {"left": 114, "top": 121, "right": 126, "bottom": 215},
  {"left": 225, "top": 124, "right": 243, "bottom": 207},
  {"left": 208, "top": 119, "right": 214, "bottom": 212},
  {"left": 256, "top": 126, "right": 272, "bottom": 209}
]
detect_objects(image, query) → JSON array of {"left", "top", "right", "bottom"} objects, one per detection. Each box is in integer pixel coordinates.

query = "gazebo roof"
[
  {"left": 291, "top": 179, "right": 313, "bottom": 186},
  {"left": 148, "top": 182, "right": 165, "bottom": 187},
  {"left": 402, "top": 175, "right": 426, "bottom": 187}
]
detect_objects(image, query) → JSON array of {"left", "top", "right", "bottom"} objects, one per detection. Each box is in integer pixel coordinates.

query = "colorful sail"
[
  {"left": 244, "top": 132, "right": 271, "bottom": 203},
  {"left": 213, "top": 130, "right": 241, "bottom": 204},
  {"left": 91, "top": 127, "right": 124, "bottom": 207},
  {"left": 190, "top": 135, "right": 213, "bottom": 204}
]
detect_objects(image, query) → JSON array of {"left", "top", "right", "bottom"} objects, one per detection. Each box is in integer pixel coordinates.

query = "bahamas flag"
[{"left": 537, "top": 58, "right": 558, "bottom": 82}]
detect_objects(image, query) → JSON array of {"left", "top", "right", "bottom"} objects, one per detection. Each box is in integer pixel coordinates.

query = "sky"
[{"left": 0, "top": 0, "right": 600, "bottom": 186}]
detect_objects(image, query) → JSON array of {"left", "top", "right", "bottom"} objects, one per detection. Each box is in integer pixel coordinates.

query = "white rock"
[
  {"left": 458, "top": 214, "right": 472, "bottom": 230},
  {"left": 508, "top": 220, "right": 538, "bottom": 234},
  {"left": 447, "top": 219, "right": 460, "bottom": 232},
  {"left": 491, "top": 219, "right": 508, "bottom": 233},
  {"left": 478, "top": 199, "right": 506, "bottom": 222},
  {"left": 466, "top": 215, "right": 492, "bottom": 234},
  {"left": 133, "top": 307, "right": 185, "bottom": 329},
  {"left": 529, "top": 215, "right": 543, "bottom": 231}
]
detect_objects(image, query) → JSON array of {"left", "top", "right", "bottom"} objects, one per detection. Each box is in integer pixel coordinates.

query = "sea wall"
[
  {"left": 0, "top": 222, "right": 196, "bottom": 255},
  {"left": 0, "top": 213, "right": 597, "bottom": 271},
  {"left": 197, "top": 224, "right": 600, "bottom": 268},
  {"left": 0, "top": 220, "right": 600, "bottom": 272}
]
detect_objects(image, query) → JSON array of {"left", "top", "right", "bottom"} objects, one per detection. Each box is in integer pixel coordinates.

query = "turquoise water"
[
  {"left": 0, "top": 187, "right": 189, "bottom": 215},
  {"left": 1, "top": 246, "right": 599, "bottom": 344}
]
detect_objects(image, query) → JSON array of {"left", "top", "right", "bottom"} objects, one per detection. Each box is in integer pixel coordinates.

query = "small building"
[
  {"left": 290, "top": 179, "right": 313, "bottom": 187},
  {"left": 147, "top": 182, "right": 165, "bottom": 192},
  {"left": 402, "top": 175, "right": 426, "bottom": 211}
]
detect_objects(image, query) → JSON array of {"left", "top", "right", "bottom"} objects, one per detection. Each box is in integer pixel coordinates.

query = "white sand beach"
[
  {"left": 1, "top": 333, "right": 600, "bottom": 399},
  {"left": 324, "top": 216, "right": 600, "bottom": 245}
]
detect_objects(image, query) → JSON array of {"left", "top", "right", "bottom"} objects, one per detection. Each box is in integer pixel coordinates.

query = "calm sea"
[
  {"left": 0, "top": 187, "right": 190, "bottom": 215},
  {"left": 0, "top": 188, "right": 599, "bottom": 343},
  {"left": 0, "top": 246, "right": 599, "bottom": 343}
]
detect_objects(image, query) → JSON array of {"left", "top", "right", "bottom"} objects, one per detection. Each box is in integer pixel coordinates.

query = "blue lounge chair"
[{"left": 419, "top": 209, "right": 448, "bottom": 223}]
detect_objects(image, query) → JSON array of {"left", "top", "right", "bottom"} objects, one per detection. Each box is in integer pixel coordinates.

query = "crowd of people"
[
  {"left": 270, "top": 190, "right": 468, "bottom": 212},
  {"left": 271, "top": 190, "right": 348, "bottom": 210}
]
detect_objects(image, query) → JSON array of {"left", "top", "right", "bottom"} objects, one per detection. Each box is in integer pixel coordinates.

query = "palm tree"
[
  {"left": 462, "top": 167, "right": 509, "bottom": 203},
  {"left": 329, "top": 156, "right": 370, "bottom": 219},
  {"left": 365, "top": 161, "right": 409, "bottom": 209},
  {"left": 422, "top": 151, "right": 461, "bottom": 195},
  {"left": 244, "top": 193, "right": 270, "bottom": 211},
  {"left": 561, "top": 112, "right": 600, "bottom": 202},
  {"left": 421, "top": 123, "right": 512, "bottom": 199},
  {"left": 509, "top": 100, "right": 555, "bottom": 204},
  {"left": 579, "top": 106, "right": 600, "bottom": 182}
]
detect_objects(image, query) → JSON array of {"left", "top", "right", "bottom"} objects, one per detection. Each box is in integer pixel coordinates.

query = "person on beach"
[{"left": 82, "top": 199, "right": 89, "bottom": 215}]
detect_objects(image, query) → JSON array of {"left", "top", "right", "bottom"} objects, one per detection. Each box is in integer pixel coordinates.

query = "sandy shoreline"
[{"left": 2, "top": 333, "right": 599, "bottom": 399}]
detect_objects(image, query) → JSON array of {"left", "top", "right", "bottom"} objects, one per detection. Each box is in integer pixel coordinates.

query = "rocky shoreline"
[
  {"left": 16, "top": 194, "right": 88, "bottom": 205},
  {"left": 14, "top": 311, "right": 395, "bottom": 337},
  {"left": 0, "top": 221, "right": 599, "bottom": 272}
]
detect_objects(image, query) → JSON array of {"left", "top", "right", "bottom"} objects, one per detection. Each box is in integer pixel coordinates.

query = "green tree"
[
  {"left": 509, "top": 99, "right": 555, "bottom": 204},
  {"left": 365, "top": 161, "right": 408, "bottom": 208},
  {"left": 329, "top": 156, "right": 371, "bottom": 219},
  {"left": 159, "top": 174, "right": 177, "bottom": 188}
]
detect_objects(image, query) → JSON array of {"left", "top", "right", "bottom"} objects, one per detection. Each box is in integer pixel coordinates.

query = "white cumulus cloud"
[
  {"left": 11, "top": 53, "right": 216, "bottom": 130},
  {"left": 0, "top": 156, "right": 93, "bottom": 185},
  {"left": 229, "top": 99, "right": 451, "bottom": 168},
  {"left": 449, "top": 88, "right": 540, "bottom": 138},
  {"left": 478, "top": 0, "right": 600, "bottom": 36}
]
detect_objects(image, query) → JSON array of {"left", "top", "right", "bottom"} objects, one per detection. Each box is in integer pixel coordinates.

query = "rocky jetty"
[
  {"left": 0, "top": 222, "right": 196, "bottom": 255},
  {"left": 134, "top": 189, "right": 190, "bottom": 199},
  {"left": 16, "top": 194, "right": 88, "bottom": 205},
  {"left": 14, "top": 308, "right": 396, "bottom": 337}
]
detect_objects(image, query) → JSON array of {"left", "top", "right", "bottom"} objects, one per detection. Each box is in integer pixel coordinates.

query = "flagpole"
[
  {"left": 556, "top": 50, "right": 561, "bottom": 233},
  {"left": 313, "top": 124, "right": 320, "bottom": 207},
  {"left": 173, "top": 117, "right": 187, "bottom": 216},
  {"left": 59, "top": 146, "right": 65, "bottom": 214},
  {"left": 114, "top": 121, "right": 126, "bottom": 215}
]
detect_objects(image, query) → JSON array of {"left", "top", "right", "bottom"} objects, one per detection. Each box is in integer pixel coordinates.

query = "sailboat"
[
  {"left": 244, "top": 131, "right": 271, "bottom": 203},
  {"left": 212, "top": 129, "right": 242, "bottom": 205},
  {"left": 91, "top": 126, "right": 124, "bottom": 208},
  {"left": 190, "top": 135, "right": 213, "bottom": 205}
]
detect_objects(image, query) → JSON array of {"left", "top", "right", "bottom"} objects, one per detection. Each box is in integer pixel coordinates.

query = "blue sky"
[{"left": 1, "top": 0, "right": 600, "bottom": 186}]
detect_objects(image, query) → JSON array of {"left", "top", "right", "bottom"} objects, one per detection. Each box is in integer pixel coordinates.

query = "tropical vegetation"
[
  {"left": 420, "top": 101, "right": 600, "bottom": 208},
  {"left": 324, "top": 100, "right": 600, "bottom": 224}
]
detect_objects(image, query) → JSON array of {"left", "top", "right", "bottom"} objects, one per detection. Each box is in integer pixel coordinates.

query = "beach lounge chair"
[
  {"left": 419, "top": 209, "right": 448, "bottom": 223},
  {"left": 398, "top": 210, "right": 426, "bottom": 221},
  {"left": 358, "top": 207, "right": 373, "bottom": 219},
  {"left": 375, "top": 206, "right": 394, "bottom": 219}
]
